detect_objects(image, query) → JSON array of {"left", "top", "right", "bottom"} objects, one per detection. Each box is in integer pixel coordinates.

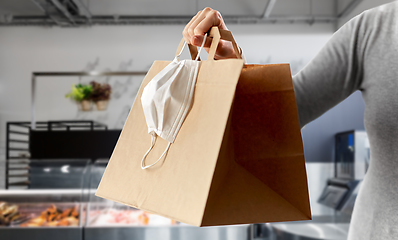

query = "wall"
[{"left": 0, "top": 23, "right": 335, "bottom": 156}]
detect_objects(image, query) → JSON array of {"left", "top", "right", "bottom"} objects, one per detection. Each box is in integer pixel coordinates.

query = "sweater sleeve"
[{"left": 293, "top": 13, "right": 367, "bottom": 128}]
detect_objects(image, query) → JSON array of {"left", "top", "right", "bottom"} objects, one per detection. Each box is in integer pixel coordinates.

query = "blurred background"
[{"left": 0, "top": 0, "right": 394, "bottom": 239}]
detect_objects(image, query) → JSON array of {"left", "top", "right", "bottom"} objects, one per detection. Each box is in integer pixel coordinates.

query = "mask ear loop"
[
  {"left": 195, "top": 33, "right": 207, "bottom": 61},
  {"left": 141, "top": 133, "right": 172, "bottom": 170},
  {"left": 141, "top": 143, "right": 171, "bottom": 170},
  {"left": 141, "top": 34, "right": 207, "bottom": 170},
  {"left": 176, "top": 33, "right": 207, "bottom": 62},
  {"left": 141, "top": 133, "right": 156, "bottom": 169},
  {"left": 176, "top": 42, "right": 187, "bottom": 61}
]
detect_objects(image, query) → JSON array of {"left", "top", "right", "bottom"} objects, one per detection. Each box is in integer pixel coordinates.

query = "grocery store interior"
[{"left": 0, "top": 0, "right": 393, "bottom": 239}]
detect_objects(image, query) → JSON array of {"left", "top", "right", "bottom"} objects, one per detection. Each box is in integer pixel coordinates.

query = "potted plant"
[
  {"left": 65, "top": 84, "right": 93, "bottom": 111},
  {"left": 90, "top": 81, "right": 112, "bottom": 111}
]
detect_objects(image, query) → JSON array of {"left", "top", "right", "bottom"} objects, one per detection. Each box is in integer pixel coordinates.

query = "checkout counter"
[
  {"left": 269, "top": 130, "right": 369, "bottom": 240},
  {"left": 318, "top": 130, "right": 368, "bottom": 212}
]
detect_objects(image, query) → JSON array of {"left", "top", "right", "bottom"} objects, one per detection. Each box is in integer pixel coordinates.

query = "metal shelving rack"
[
  {"left": 5, "top": 121, "right": 108, "bottom": 189},
  {"left": 6, "top": 122, "right": 34, "bottom": 189}
]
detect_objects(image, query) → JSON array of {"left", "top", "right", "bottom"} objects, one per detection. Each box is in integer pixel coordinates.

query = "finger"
[
  {"left": 216, "top": 10, "right": 228, "bottom": 30},
  {"left": 183, "top": 11, "right": 201, "bottom": 44},
  {"left": 187, "top": 8, "right": 213, "bottom": 40},
  {"left": 194, "top": 10, "right": 225, "bottom": 36}
]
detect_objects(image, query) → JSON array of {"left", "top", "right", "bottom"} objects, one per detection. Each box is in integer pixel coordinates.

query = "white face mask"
[{"left": 140, "top": 34, "right": 207, "bottom": 169}]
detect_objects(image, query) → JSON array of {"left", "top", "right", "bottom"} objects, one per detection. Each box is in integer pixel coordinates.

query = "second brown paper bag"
[{"left": 96, "top": 27, "right": 311, "bottom": 227}]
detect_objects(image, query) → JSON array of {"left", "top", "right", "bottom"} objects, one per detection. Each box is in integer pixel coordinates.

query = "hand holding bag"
[{"left": 96, "top": 27, "right": 311, "bottom": 226}]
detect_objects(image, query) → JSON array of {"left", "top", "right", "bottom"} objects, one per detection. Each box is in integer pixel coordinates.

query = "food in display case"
[
  {"left": 20, "top": 204, "right": 79, "bottom": 227},
  {"left": 89, "top": 208, "right": 177, "bottom": 226},
  {"left": 0, "top": 202, "right": 24, "bottom": 226}
]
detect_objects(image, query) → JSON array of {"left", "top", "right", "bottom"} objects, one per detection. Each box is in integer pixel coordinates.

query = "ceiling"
[{"left": 0, "top": 0, "right": 363, "bottom": 26}]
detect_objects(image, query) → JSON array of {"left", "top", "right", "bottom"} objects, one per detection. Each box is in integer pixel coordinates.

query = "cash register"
[{"left": 318, "top": 130, "right": 369, "bottom": 211}]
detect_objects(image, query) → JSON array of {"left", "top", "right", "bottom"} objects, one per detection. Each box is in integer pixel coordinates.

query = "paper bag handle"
[
  {"left": 208, "top": 27, "right": 242, "bottom": 60},
  {"left": 175, "top": 27, "right": 242, "bottom": 60},
  {"left": 175, "top": 40, "right": 201, "bottom": 60}
]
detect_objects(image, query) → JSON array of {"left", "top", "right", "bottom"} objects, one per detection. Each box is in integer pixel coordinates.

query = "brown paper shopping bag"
[{"left": 96, "top": 27, "right": 311, "bottom": 227}]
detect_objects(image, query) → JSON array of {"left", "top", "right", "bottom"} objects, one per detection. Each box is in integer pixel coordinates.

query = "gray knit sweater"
[{"left": 293, "top": 2, "right": 398, "bottom": 239}]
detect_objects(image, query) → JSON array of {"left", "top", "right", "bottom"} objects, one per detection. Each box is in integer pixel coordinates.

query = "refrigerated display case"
[
  {"left": 0, "top": 158, "right": 252, "bottom": 240},
  {"left": 1, "top": 159, "right": 253, "bottom": 240},
  {"left": 0, "top": 189, "right": 84, "bottom": 240},
  {"left": 0, "top": 159, "right": 90, "bottom": 240}
]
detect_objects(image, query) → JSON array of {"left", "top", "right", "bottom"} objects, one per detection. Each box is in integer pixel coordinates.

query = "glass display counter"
[
  {"left": 0, "top": 159, "right": 90, "bottom": 240},
  {"left": 0, "top": 159, "right": 252, "bottom": 240},
  {"left": 0, "top": 189, "right": 84, "bottom": 240}
]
